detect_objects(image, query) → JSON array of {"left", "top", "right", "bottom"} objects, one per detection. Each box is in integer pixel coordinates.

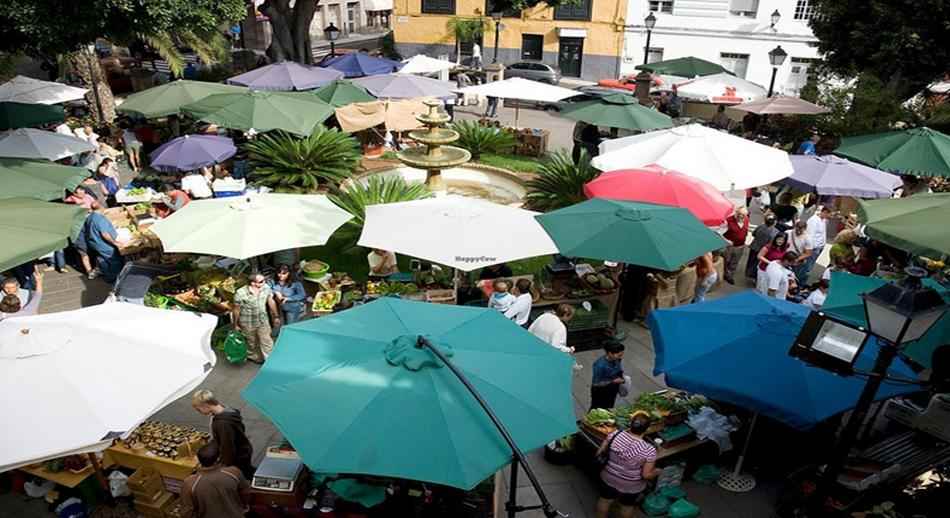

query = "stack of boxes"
[{"left": 128, "top": 467, "right": 176, "bottom": 517}]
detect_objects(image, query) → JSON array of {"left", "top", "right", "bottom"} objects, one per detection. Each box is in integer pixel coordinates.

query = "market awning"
[
  {"left": 0, "top": 158, "right": 91, "bottom": 201},
  {"left": 0, "top": 198, "right": 86, "bottom": 272},
  {"left": 635, "top": 56, "right": 733, "bottom": 78},
  {"left": 117, "top": 79, "right": 246, "bottom": 119},
  {"left": 0, "top": 75, "right": 88, "bottom": 105},
  {"left": 352, "top": 73, "right": 456, "bottom": 99},
  {"left": 786, "top": 155, "right": 902, "bottom": 199},
  {"left": 180, "top": 90, "right": 335, "bottom": 136},
  {"left": 227, "top": 61, "right": 344, "bottom": 91},
  {"left": 400, "top": 55, "right": 456, "bottom": 76},
  {"left": 856, "top": 193, "right": 950, "bottom": 259},
  {"left": 0, "top": 128, "right": 95, "bottom": 162},
  {"left": 835, "top": 126, "right": 950, "bottom": 178},
  {"left": 675, "top": 73, "right": 766, "bottom": 104},
  {"left": 731, "top": 95, "right": 830, "bottom": 115},
  {"left": 0, "top": 102, "right": 65, "bottom": 130},
  {"left": 334, "top": 99, "right": 428, "bottom": 132},
  {"left": 455, "top": 77, "right": 580, "bottom": 104}
]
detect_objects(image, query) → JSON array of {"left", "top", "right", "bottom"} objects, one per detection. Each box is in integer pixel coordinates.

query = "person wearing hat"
[{"left": 744, "top": 213, "right": 779, "bottom": 285}]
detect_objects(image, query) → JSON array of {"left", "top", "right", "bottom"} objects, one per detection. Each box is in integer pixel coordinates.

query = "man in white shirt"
[
  {"left": 803, "top": 279, "right": 828, "bottom": 310},
  {"left": 786, "top": 221, "right": 814, "bottom": 285},
  {"left": 760, "top": 251, "right": 798, "bottom": 300},
  {"left": 804, "top": 206, "right": 831, "bottom": 277},
  {"left": 181, "top": 170, "right": 213, "bottom": 199},
  {"left": 528, "top": 303, "right": 575, "bottom": 353},
  {"left": 504, "top": 279, "right": 533, "bottom": 327}
]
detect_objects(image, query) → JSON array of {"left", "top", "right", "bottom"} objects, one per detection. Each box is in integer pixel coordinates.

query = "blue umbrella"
[
  {"left": 149, "top": 135, "right": 237, "bottom": 172},
  {"left": 227, "top": 61, "right": 344, "bottom": 91},
  {"left": 321, "top": 53, "right": 402, "bottom": 78},
  {"left": 649, "top": 291, "right": 920, "bottom": 430}
]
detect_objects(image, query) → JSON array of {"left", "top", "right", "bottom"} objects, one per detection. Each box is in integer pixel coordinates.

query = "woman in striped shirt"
[{"left": 595, "top": 415, "right": 659, "bottom": 518}]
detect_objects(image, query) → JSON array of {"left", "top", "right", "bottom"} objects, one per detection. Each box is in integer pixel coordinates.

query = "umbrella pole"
[
  {"left": 416, "top": 336, "right": 564, "bottom": 518},
  {"left": 717, "top": 412, "right": 758, "bottom": 493},
  {"left": 514, "top": 104, "right": 520, "bottom": 129}
]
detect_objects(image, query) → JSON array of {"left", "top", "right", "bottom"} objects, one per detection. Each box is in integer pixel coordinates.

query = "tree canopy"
[{"left": 809, "top": 0, "right": 950, "bottom": 98}]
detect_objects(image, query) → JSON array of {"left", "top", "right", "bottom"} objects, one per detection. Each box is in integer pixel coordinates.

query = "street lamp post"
[
  {"left": 642, "top": 12, "right": 657, "bottom": 65},
  {"left": 324, "top": 23, "right": 341, "bottom": 58},
  {"left": 491, "top": 12, "right": 502, "bottom": 64},
  {"left": 790, "top": 267, "right": 947, "bottom": 511},
  {"left": 767, "top": 45, "right": 787, "bottom": 97},
  {"left": 770, "top": 9, "right": 781, "bottom": 29}
]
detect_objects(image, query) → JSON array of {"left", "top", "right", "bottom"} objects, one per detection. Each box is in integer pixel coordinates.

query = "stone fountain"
[{"left": 395, "top": 99, "right": 472, "bottom": 191}]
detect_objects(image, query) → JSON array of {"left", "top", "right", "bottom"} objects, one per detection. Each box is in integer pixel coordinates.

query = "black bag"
[{"left": 595, "top": 431, "right": 620, "bottom": 470}]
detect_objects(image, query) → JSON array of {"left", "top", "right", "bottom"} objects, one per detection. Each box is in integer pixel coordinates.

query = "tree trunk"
[
  {"left": 260, "top": 0, "right": 320, "bottom": 64},
  {"left": 64, "top": 49, "right": 116, "bottom": 126}
]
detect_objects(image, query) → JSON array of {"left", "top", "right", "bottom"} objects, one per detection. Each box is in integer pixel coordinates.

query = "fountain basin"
[
  {"left": 407, "top": 127, "right": 462, "bottom": 145},
  {"left": 396, "top": 145, "right": 472, "bottom": 170},
  {"left": 351, "top": 164, "right": 528, "bottom": 206}
]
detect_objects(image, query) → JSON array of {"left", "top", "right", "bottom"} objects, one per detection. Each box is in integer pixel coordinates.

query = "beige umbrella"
[{"left": 731, "top": 95, "right": 830, "bottom": 115}]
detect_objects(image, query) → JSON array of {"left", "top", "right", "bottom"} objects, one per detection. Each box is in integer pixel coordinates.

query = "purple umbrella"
[
  {"left": 786, "top": 155, "right": 903, "bottom": 199},
  {"left": 320, "top": 53, "right": 402, "bottom": 78},
  {"left": 227, "top": 61, "right": 344, "bottom": 91},
  {"left": 149, "top": 135, "right": 237, "bottom": 172}
]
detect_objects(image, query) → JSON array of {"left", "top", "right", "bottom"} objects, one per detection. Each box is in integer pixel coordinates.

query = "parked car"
[
  {"left": 540, "top": 85, "right": 635, "bottom": 112},
  {"left": 597, "top": 74, "right": 638, "bottom": 92},
  {"left": 504, "top": 62, "right": 561, "bottom": 84}
]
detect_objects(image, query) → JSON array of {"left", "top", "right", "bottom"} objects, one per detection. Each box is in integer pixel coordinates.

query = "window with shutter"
[
  {"left": 554, "top": 0, "right": 592, "bottom": 21},
  {"left": 521, "top": 34, "right": 544, "bottom": 61},
  {"left": 729, "top": 0, "right": 758, "bottom": 17},
  {"left": 422, "top": 0, "right": 455, "bottom": 15}
]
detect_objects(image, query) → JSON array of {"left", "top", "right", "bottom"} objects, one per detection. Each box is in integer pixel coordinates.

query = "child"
[
  {"left": 487, "top": 279, "right": 516, "bottom": 313},
  {"left": 803, "top": 279, "right": 829, "bottom": 310},
  {"left": 590, "top": 341, "right": 625, "bottom": 411}
]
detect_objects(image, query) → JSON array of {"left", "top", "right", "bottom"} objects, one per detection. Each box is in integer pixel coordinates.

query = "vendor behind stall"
[
  {"left": 84, "top": 208, "right": 126, "bottom": 283},
  {"left": 367, "top": 249, "right": 399, "bottom": 278},
  {"left": 153, "top": 189, "right": 190, "bottom": 219}
]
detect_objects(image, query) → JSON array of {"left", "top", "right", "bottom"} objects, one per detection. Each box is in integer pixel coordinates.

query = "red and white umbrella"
[
  {"left": 675, "top": 73, "right": 766, "bottom": 104},
  {"left": 584, "top": 165, "right": 734, "bottom": 226}
]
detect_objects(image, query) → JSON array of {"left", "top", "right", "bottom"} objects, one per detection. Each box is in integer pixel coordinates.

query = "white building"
[{"left": 621, "top": 0, "right": 821, "bottom": 96}]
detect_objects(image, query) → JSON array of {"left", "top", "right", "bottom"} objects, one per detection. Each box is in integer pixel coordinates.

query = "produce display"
[
  {"left": 40, "top": 455, "right": 90, "bottom": 474},
  {"left": 118, "top": 421, "right": 210, "bottom": 460},
  {"left": 127, "top": 187, "right": 149, "bottom": 197},
  {"left": 312, "top": 290, "right": 341, "bottom": 312},
  {"left": 302, "top": 260, "right": 330, "bottom": 280},
  {"left": 366, "top": 281, "right": 419, "bottom": 297},
  {"left": 145, "top": 266, "right": 247, "bottom": 314},
  {"left": 583, "top": 272, "right": 617, "bottom": 291},
  {"left": 582, "top": 392, "right": 708, "bottom": 435}
]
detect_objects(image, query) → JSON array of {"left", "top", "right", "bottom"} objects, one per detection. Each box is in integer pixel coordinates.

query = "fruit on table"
[{"left": 313, "top": 290, "right": 341, "bottom": 311}]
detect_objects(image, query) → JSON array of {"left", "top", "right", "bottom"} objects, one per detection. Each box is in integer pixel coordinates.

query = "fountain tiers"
[{"left": 395, "top": 100, "right": 472, "bottom": 191}]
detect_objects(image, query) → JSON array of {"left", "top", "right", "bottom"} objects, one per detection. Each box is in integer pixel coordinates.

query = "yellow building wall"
[{"left": 392, "top": 0, "right": 625, "bottom": 58}]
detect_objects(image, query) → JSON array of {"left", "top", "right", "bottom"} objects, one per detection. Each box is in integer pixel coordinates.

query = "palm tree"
[
  {"left": 524, "top": 150, "right": 601, "bottom": 212},
  {"left": 445, "top": 17, "right": 488, "bottom": 64}
]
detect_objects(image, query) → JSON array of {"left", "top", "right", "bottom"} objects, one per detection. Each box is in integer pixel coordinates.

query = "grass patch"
[{"left": 477, "top": 153, "right": 544, "bottom": 174}]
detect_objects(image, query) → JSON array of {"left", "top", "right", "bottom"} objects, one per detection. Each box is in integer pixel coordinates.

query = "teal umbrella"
[
  {"left": 558, "top": 94, "right": 674, "bottom": 131},
  {"left": 0, "top": 198, "right": 86, "bottom": 272},
  {"left": 535, "top": 198, "right": 727, "bottom": 271},
  {"left": 823, "top": 271, "right": 950, "bottom": 369},
  {"left": 0, "top": 102, "right": 64, "bottom": 130},
  {"left": 835, "top": 127, "right": 950, "bottom": 178},
  {"left": 857, "top": 193, "right": 950, "bottom": 257},
  {"left": 0, "top": 158, "right": 90, "bottom": 201},
  {"left": 243, "top": 297, "right": 576, "bottom": 494},
  {"left": 635, "top": 56, "right": 733, "bottom": 77},
  {"left": 181, "top": 90, "right": 335, "bottom": 136}
]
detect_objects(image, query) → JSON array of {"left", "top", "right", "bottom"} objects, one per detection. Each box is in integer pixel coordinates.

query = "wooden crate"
[
  {"left": 134, "top": 491, "right": 175, "bottom": 518},
  {"left": 128, "top": 467, "right": 164, "bottom": 496}
]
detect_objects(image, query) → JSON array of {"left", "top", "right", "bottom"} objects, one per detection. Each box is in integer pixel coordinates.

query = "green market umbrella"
[
  {"left": 535, "top": 198, "right": 726, "bottom": 271},
  {"left": 835, "top": 127, "right": 950, "bottom": 178},
  {"left": 243, "top": 297, "right": 576, "bottom": 502},
  {"left": 0, "top": 159, "right": 90, "bottom": 201},
  {"left": 0, "top": 198, "right": 85, "bottom": 272},
  {"left": 635, "top": 56, "right": 733, "bottom": 78},
  {"left": 823, "top": 271, "right": 950, "bottom": 369},
  {"left": 0, "top": 102, "right": 64, "bottom": 130},
  {"left": 116, "top": 79, "right": 246, "bottom": 119},
  {"left": 558, "top": 94, "right": 674, "bottom": 131},
  {"left": 181, "top": 90, "right": 334, "bottom": 136},
  {"left": 311, "top": 79, "right": 376, "bottom": 107},
  {"left": 857, "top": 193, "right": 950, "bottom": 257}
]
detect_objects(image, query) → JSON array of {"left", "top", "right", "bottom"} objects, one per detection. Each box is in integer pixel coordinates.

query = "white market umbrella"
[
  {"left": 358, "top": 195, "right": 558, "bottom": 271},
  {"left": 0, "top": 75, "right": 89, "bottom": 105},
  {"left": 400, "top": 55, "right": 456, "bottom": 75},
  {"left": 0, "top": 128, "right": 95, "bottom": 161},
  {"left": 675, "top": 73, "right": 766, "bottom": 104},
  {"left": 0, "top": 303, "right": 217, "bottom": 472},
  {"left": 592, "top": 123, "right": 793, "bottom": 191},
  {"left": 455, "top": 77, "right": 581, "bottom": 127},
  {"left": 352, "top": 73, "right": 456, "bottom": 100},
  {"left": 150, "top": 193, "right": 353, "bottom": 260}
]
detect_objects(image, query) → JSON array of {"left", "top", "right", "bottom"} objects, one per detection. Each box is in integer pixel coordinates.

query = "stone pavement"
[{"left": 8, "top": 249, "right": 784, "bottom": 518}]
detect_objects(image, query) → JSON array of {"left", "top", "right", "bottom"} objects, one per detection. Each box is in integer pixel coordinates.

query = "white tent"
[
  {"left": 0, "top": 303, "right": 217, "bottom": 472},
  {"left": 0, "top": 128, "right": 95, "bottom": 161},
  {"left": 401, "top": 55, "right": 456, "bottom": 75},
  {"left": 675, "top": 73, "right": 767, "bottom": 104},
  {"left": 455, "top": 77, "right": 580, "bottom": 127},
  {"left": 358, "top": 195, "right": 558, "bottom": 271},
  {"left": 592, "top": 123, "right": 793, "bottom": 191},
  {"left": 0, "top": 75, "right": 89, "bottom": 105}
]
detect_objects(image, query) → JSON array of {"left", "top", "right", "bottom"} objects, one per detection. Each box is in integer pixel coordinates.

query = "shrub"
[
  {"left": 245, "top": 127, "right": 361, "bottom": 192},
  {"left": 451, "top": 120, "right": 516, "bottom": 160},
  {"left": 524, "top": 150, "right": 600, "bottom": 212}
]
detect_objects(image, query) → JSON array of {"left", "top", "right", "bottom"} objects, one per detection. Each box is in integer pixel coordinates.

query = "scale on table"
[{"left": 251, "top": 447, "right": 304, "bottom": 493}]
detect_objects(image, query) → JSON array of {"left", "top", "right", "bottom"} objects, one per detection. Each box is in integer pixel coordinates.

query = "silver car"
[{"left": 504, "top": 61, "right": 561, "bottom": 84}]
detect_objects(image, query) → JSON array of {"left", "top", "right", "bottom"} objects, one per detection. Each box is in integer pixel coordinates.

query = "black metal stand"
[
  {"left": 767, "top": 67, "right": 778, "bottom": 97},
  {"left": 492, "top": 19, "right": 501, "bottom": 64},
  {"left": 415, "top": 336, "right": 567, "bottom": 518},
  {"left": 642, "top": 29, "right": 653, "bottom": 65}
]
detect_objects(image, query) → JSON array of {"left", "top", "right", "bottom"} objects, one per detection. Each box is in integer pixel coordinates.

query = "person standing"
[
  {"left": 485, "top": 96, "right": 499, "bottom": 118},
  {"left": 179, "top": 442, "right": 250, "bottom": 518},
  {"left": 761, "top": 251, "right": 798, "bottom": 300},
  {"left": 191, "top": 390, "right": 255, "bottom": 480},
  {"left": 797, "top": 133, "right": 819, "bottom": 155},
  {"left": 692, "top": 252, "right": 717, "bottom": 303},
  {"left": 590, "top": 341, "right": 625, "bottom": 410},
  {"left": 804, "top": 206, "right": 831, "bottom": 278},
  {"left": 232, "top": 272, "right": 281, "bottom": 363},
  {"left": 786, "top": 221, "right": 814, "bottom": 284},
  {"left": 745, "top": 214, "right": 779, "bottom": 284},
  {"left": 120, "top": 123, "right": 142, "bottom": 173},
  {"left": 755, "top": 232, "right": 789, "bottom": 293},
  {"left": 528, "top": 303, "right": 575, "bottom": 353},
  {"left": 504, "top": 278, "right": 533, "bottom": 327},
  {"left": 471, "top": 43, "right": 482, "bottom": 69},
  {"left": 722, "top": 207, "right": 749, "bottom": 284},
  {"left": 594, "top": 416, "right": 659, "bottom": 518},
  {"left": 270, "top": 264, "right": 306, "bottom": 324}
]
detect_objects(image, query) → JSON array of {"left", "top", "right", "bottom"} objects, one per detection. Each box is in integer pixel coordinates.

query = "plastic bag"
[
  {"left": 692, "top": 464, "right": 721, "bottom": 485},
  {"left": 642, "top": 493, "right": 671, "bottom": 516},
  {"left": 223, "top": 330, "right": 248, "bottom": 364},
  {"left": 618, "top": 374, "right": 632, "bottom": 397},
  {"left": 108, "top": 471, "right": 130, "bottom": 498},
  {"left": 669, "top": 498, "right": 701, "bottom": 518},
  {"left": 658, "top": 485, "right": 687, "bottom": 500}
]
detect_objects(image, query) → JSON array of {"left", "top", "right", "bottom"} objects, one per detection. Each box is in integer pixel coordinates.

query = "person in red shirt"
[
  {"left": 153, "top": 189, "right": 190, "bottom": 219},
  {"left": 722, "top": 206, "right": 749, "bottom": 284}
]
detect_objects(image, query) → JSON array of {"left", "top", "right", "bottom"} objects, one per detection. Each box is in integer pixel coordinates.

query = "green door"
[{"left": 558, "top": 37, "right": 583, "bottom": 78}]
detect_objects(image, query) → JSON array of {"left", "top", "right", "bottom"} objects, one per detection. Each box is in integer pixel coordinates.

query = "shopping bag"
[
  {"left": 642, "top": 493, "right": 670, "bottom": 516},
  {"left": 223, "top": 330, "right": 248, "bottom": 364},
  {"left": 669, "top": 498, "right": 701, "bottom": 518}
]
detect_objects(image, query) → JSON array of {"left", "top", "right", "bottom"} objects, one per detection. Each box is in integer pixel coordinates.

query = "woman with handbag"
[{"left": 594, "top": 415, "right": 659, "bottom": 518}]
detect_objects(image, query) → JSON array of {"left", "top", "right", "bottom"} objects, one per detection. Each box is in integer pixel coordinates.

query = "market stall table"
[
  {"left": 104, "top": 443, "right": 198, "bottom": 490},
  {"left": 18, "top": 454, "right": 115, "bottom": 489}
]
